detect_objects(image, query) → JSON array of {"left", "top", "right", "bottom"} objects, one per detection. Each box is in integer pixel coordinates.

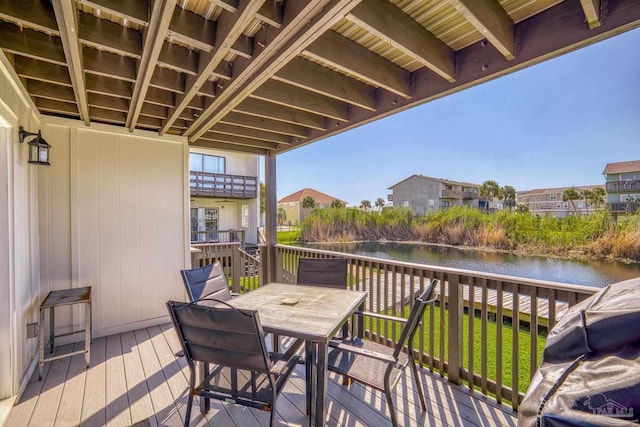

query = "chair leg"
[
  {"left": 385, "top": 386, "right": 398, "bottom": 427},
  {"left": 184, "top": 390, "right": 194, "bottom": 427},
  {"left": 270, "top": 407, "right": 276, "bottom": 427},
  {"left": 410, "top": 360, "right": 428, "bottom": 411}
]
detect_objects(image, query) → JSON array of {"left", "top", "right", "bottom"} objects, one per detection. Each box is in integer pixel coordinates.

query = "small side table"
[{"left": 39, "top": 286, "right": 92, "bottom": 380}]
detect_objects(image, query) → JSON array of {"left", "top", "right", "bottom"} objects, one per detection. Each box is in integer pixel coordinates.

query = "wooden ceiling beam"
[
  {"left": 15, "top": 56, "right": 72, "bottom": 87},
  {"left": 220, "top": 112, "right": 308, "bottom": 137},
  {"left": 444, "top": 0, "right": 515, "bottom": 60},
  {"left": 346, "top": 0, "right": 456, "bottom": 82},
  {"left": 145, "top": 87, "right": 176, "bottom": 108},
  {"left": 90, "top": 106, "right": 126, "bottom": 125},
  {"left": 234, "top": 98, "right": 327, "bottom": 131},
  {"left": 193, "top": 139, "right": 271, "bottom": 155},
  {"left": 27, "top": 80, "right": 76, "bottom": 103},
  {"left": 211, "top": 0, "right": 239, "bottom": 14},
  {"left": 84, "top": 47, "right": 137, "bottom": 82},
  {"left": 158, "top": 42, "right": 198, "bottom": 75},
  {"left": 168, "top": 6, "right": 215, "bottom": 52},
  {"left": 127, "top": 0, "right": 177, "bottom": 130},
  {"left": 150, "top": 68, "right": 185, "bottom": 94},
  {"left": 252, "top": 80, "right": 349, "bottom": 122},
  {"left": 0, "top": 0, "right": 58, "bottom": 35},
  {"left": 86, "top": 74, "right": 132, "bottom": 98},
  {"left": 186, "top": 0, "right": 360, "bottom": 141},
  {"left": 256, "top": 1, "right": 283, "bottom": 28},
  {"left": 161, "top": 0, "right": 267, "bottom": 134},
  {"left": 36, "top": 98, "right": 79, "bottom": 115},
  {"left": 209, "top": 123, "right": 292, "bottom": 144},
  {"left": 140, "top": 103, "right": 169, "bottom": 120},
  {"left": 580, "top": 0, "right": 601, "bottom": 29},
  {"left": 304, "top": 30, "right": 411, "bottom": 99},
  {"left": 88, "top": 92, "right": 129, "bottom": 113},
  {"left": 274, "top": 56, "right": 377, "bottom": 111},
  {"left": 0, "top": 22, "right": 66, "bottom": 66},
  {"left": 137, "top": 115, "right": 164, "bottom": 129},
  {"left": 77, "top": 0, "right": 148, "bottom": 27},
  {"left": 78, "top": 11, "right": 142, "bottom": 59},
  {"left": 200, "top": 132, "right": 281, "bottom": 150}
]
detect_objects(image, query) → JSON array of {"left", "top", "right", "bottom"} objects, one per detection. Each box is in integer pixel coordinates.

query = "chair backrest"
[
  {"left": 296, "top": 257, "right": 348, "bottom": 289},
  {"left": 393, "top": 279, "right": 439, "bottom": 358},
  {"left": 166, "top": 300, "right": 272, "bottom": 374},
  {"left": 180, "top": 261, "right": 230, "bottom": 302}
]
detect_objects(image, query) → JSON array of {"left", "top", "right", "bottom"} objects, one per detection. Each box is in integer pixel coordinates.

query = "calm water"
[{"left": 300, "top": 242, "right": 640, "bottom": 288}]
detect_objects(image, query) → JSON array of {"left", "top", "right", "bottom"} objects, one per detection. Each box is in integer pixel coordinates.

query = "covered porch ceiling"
[{"left": 0, "top": 0, "right": 638, "bottom": 156}]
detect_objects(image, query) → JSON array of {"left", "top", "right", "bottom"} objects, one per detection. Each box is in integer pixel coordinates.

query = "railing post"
[
  {"left": 190, "top": 246, "right": 201, "bottom": 268},
  {"left": 447, "top": 273, "right": 463, "bottom": 384},
  {"left": 258, "top": 245, "right": 267, "bottom": 287},
  {"left": 231, "top": 243, "right": 241, "bottom": 293}
]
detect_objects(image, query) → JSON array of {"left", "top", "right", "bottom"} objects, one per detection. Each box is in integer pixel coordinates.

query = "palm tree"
[
  {"left": 501, "top": 185, "right": 517, "bottom": 211},
  {"left": 589, "top": 187, "right": 606, "bottom": 210},
  {"left": 479, "top": 180, "right": 501, "bottom": 211},
  {"left": 562, "top": 188, "right": 581, "bottom": 213},
  {"left": 331, "top": 199, "right": 343, "bottom": 208},
  {"left": 302, "top": 196, "right": 316, "bottom": 209},
  {"left": 277, "top": 207, "right": 287, "bottom": 225},
  {"left": 360, "top": 200, "right": 372, "bottom": 211},
  {"left": 375, "top": 197, "right": 385, "bottom": 212}
]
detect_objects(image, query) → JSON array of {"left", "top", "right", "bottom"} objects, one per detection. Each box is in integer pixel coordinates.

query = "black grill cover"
[{"left": 518, "top": 277, "right": 640, "bottom": 426}]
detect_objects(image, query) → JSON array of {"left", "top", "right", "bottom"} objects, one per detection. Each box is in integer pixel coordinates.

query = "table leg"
[
  {"left": 199, "top": 362, "right": 210, "bottom": 414},
  {"left": 49, "top": 306, "right": 55, "bottom": 353},
  {"left": 314, "top": 342, "right": 328, "bottom": 427},
  {"left": 304, "top": 341, "right": 313, "bottom": 417},
  {"left": 39, "top": 308, "right": 45, "bottom": 380},
  {"left": 85, "top": 300, "right": 91, "bottom": 368}
]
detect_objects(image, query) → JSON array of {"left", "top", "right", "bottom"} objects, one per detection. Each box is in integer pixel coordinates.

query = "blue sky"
[{"left": 276, "top": 28, "right": 640, "bottom": 207}]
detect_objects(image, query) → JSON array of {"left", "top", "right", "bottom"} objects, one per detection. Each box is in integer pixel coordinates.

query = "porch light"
[{"left": 19, "top": 126, "right": 51, "bottom": 165}]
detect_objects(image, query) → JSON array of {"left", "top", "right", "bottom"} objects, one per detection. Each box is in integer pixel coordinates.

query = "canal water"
[{"left": 300, "top": 242, "right": 640, "bottom": 288}]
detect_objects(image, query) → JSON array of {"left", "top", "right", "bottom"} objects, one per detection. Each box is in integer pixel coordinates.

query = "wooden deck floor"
[{"left": 7, "top": 324, "right": 518, "bottom": 427}]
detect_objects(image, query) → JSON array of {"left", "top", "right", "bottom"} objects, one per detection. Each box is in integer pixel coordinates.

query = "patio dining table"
[{"left": 200, "top": 282, "right": 367, "bottom": 427}]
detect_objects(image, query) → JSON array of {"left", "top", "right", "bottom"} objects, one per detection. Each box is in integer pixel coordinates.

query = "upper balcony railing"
[
  {"left": 606, "top": 179, "right": 640, "bottom": 192},
  {"left": 190, "top": 171, "right": 258, "bottom": 199},
  {"left": 608, "top": 201, "right": 639, "bottom": 213},
  {"left": 462, "top": 191, "right": 479, "bottom": 199},
  {"left": 441, "top": 189, "right": 463, "bottom": 199}
]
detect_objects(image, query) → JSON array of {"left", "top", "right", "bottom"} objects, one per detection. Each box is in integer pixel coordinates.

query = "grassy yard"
[{"left": 367, "top": 304, "right": 546, "bottom": 395}]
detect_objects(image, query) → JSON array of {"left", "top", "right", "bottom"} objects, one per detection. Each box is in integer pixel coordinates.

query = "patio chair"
[
  {"left": 166, "top": 299, "right": 303, "bottom": 427},
  {"left": 180, "top": 261, "right": 235, "bottom": 304},
  {"left": 326, "top": 279, "right": 439, "bottom": 427}
]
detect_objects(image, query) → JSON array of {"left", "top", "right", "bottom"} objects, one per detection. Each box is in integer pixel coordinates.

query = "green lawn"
[{"left": 367, "top": 304, "right": 545, "bottom": 395}]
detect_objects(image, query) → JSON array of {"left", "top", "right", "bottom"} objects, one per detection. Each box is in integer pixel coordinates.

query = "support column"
[{"left": 264, "top": 154, "right": 277, "bottom": 283}]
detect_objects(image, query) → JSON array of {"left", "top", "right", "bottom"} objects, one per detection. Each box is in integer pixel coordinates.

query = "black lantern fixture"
[{"left": 19, "top": 126, "right": 51, "bottom": 165}]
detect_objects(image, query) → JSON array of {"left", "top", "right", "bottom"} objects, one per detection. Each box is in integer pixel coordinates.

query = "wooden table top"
[
  {"left": 229, "top": 283, "right": 367, "bottom": 342},
  {"left": 40, "top": 286, "right": 91, "bottom": 308}
]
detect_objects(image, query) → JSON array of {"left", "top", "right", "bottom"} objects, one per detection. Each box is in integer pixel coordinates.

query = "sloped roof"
[
  {"left": 388, "top": 174, "right": 480, "bottom": 190},
  {"left": 518, "top": 185, "right": 604, "bottom": 195},
  {"left": 603, "top": 160, "right": 640, "bottom": 175},
  {"left": 278, "top": 188, "right": 345, "bottom": 205}
]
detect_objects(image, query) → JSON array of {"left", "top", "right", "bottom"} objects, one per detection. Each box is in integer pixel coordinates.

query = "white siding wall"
[
  {"left": 0, "top": 53, "right": 42, "bottom": 398},
  {"left": 39, "top": 118, "right": 190, "bottom": 339}
]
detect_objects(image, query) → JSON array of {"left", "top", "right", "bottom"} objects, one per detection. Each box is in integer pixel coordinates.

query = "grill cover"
[{"left": 519, "top": 277, "right": 640, "bottom": 426}]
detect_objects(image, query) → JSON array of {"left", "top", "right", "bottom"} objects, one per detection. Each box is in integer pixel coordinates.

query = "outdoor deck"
[{"left": 7, "top": 324, "right": 517, "bottom": 427}]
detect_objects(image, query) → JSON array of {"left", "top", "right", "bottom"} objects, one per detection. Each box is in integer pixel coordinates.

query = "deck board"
[{"left": 6, "top": 325, "right": 518, "bottom": 427}]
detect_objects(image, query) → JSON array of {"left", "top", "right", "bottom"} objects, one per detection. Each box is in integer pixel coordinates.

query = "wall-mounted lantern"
[{"left": 19, "top": 126, "right": 51, "bottom": 165}]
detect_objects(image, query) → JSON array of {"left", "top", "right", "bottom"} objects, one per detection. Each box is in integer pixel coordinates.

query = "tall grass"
[{"left": 299, "top": 206, "right": 640, "bottom": 262}]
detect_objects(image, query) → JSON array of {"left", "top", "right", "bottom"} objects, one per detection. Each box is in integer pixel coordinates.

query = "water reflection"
[{"left": 300, "top": 242, "right": 640, "bottom": 288}]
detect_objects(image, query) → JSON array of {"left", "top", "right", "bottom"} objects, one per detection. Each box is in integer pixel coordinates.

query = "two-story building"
[
  {"left": 277, "top": 188, "right": 345, "bottom": 225},
  {"left": 388, "top": 175, "right": 481, "bottom": 215},
  {"left": 189, "top": 148, "right": 259, "bottom": 245},
  {"left": 517, "top": 185, "right": 605, "bottom": 217},
  {"left": 603, "top": 160, "right": 640, "bottom": 215}
]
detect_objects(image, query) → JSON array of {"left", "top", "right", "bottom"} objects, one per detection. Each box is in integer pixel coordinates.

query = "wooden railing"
[
  {"left": 189, "top": 171, "right": 257, "bottom": 199},
  {"left": 606, "top": 179, "right": 640, "bottom": 192},
  {"left": 608, "top": 201, "right": 639, "bottom": 213},
  {"left": 191, "top": 228, "right": 246, "bottom": 247},
  {"left": 274, "top": 244, "right": 598, "bottom": 410}
]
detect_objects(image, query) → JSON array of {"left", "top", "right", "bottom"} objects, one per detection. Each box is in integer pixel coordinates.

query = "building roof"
[
  {"left": 278, "top": 188, "right": 345, "bottom": 205},
  {"left": 602, "top": 160, "right": 640, "bottom": 175},
  {"left": 388, "top": 174, "right": 480, "bottom": 190},
  {"left": 518, "top": 185, "right": 604, "bottom": 196}
]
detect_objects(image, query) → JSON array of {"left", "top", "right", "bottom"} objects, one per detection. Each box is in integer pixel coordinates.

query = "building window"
[
  {"left": 242, "top": 204, "right": 249, "bottom": 228},
  {"left": 550, "top": 194, "right": 557, "bottom": 200},
  {"left": 191, "top": 207, "right": 219, "bottom": 242},
  {"left": 190, "top": 153, "right": 225, "bottom": 174}
]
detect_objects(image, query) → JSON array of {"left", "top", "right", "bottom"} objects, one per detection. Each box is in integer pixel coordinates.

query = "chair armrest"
[
  {"left": 328, "top": 340, "right": 397, "bottom": 364},
  {"left": 270, "top": 338, "right": 304, "bottom": 375},
  {"left": 353, "top": 310, "right": 408, "bottom": 324}
]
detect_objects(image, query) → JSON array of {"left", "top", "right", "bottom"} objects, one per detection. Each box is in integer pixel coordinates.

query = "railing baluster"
[
  {"left": 468, "top": 277, "right": 475, "bottom": 392},
  {"left": 481, "top": 278, "right": 488, "bottom": 395},
  {"left": 496, "top": 280, "right": 503, "bottom": 404},
  {"left": 447, "top": 273, "right": 462, "bottom": 384},
  {"left": 512, "top": 283, "right": 520, "bottom": 409}
]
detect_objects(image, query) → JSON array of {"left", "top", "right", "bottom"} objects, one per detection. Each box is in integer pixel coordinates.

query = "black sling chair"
[{"left": 167, "top": 298, "right": 303, "bottom": 427}]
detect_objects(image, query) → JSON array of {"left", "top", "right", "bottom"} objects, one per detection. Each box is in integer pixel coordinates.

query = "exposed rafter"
[
  {"left": 346, "top": 0, "right": 456, "bottom": 82},
  {"left": 52, "top": 0, "right": 90, "bottom": 125},
  {"left": 444, "top": 0, "right": 515, "bottom": 60},
  {"left": 126, "top": 0, "right": 177, "bottom": 131},
  {"left": 580, "top": 0, "right": 601, "bottom": 29},
  {"left": 160, "top": 0, "right": 267, "bottom": 135}
]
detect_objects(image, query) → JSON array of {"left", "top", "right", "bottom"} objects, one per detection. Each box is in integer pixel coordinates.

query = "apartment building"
[
  {"left": 278, "top": 188, "right": 346, "bottom": 225},
  {"left": 388, "top": 174, "right": 481, "bottom": 215},
  {"left": 517, "top": 185, "right": 605, "bottom": 217},
  {"left": 603, "top": 160, "right": 640, "bottom": 215}
]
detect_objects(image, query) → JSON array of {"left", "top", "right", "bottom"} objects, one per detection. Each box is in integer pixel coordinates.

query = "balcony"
[
  {"left": 441, "top": 189, "right": 463, "bottom": 199},
  {"left": 606, "top": 180, "right": 640, "bottom": 192},
  {"left": 609, "top": 201, "right": 639, "bottom": 213},
  {"left": 190, "top": 171, "right": 258, "bottom": 199},
  {"left": 462, "top": 191, "right": 479, "bottom": 199},
  {"left": 8, "top": 242, "right": 600, "bottom": 425}
]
